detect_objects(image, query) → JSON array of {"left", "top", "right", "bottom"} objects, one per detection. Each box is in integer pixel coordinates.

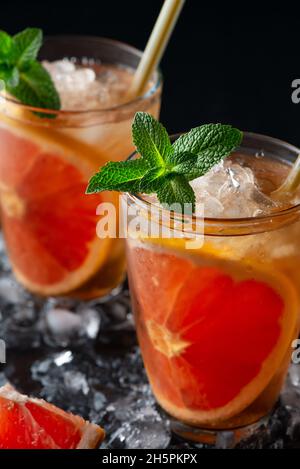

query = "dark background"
[{"left": 2, "top": 1, "right": 300, "bottom": 146}]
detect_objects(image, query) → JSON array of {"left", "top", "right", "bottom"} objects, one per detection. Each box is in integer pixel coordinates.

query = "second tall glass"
[
  {"left": 0, "top": 36, "right": 162, "bottom": 299},
  {"left": 125, "top": 132, "right": 300, "bottom": 443}
]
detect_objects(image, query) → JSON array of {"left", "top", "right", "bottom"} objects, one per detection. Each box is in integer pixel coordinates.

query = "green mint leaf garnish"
[
  {"left": 13, "top": 28, "right": 43, "bottom": 68},
  {"left": 7, "top": 61, "right": 60, "bottom": 111},
  {"left": 172, "top": 124, "right": 243, "bottom": 180},
  {"left": 87, "top": 112, "right": 243, "bottom": 214},
  {"left": 0, "top": 28, "right": 61, "bottom": 112},
  {"left": 132, "top": 112, "right": 173, "bottom": 168},
  {"left": 86, "top": 159, "right": 150, "bottom": 194}
]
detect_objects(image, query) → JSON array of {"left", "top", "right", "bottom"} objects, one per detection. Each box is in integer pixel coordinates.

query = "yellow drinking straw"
[
  {"left": 128, "top": 0, "right": 186, "bottom": 99},
  {"left": 273, "top": 153, "right": 300, "bottom": 197}
]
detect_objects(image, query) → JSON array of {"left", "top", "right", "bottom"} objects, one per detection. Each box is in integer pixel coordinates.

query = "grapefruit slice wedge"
[
  {"left": 0, "top": 122, "right": 112, "bottom": 295},
  {"left": 0, "top": 384, "right": 104, "bottom": 449},
  {"left": 128, "top": 244, "right": 298, "bottom": 426}
]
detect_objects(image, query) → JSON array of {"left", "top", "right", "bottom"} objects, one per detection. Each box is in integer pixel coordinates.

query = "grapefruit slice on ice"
[
  {"left": 0, "top": 384, "right": 104, "bottom": 449},
  {"left": 129, "top": 245, "right": 298, "bottom": 425},
  {"left": 0, "top": 124, "right": 111, "bottom": 295}
]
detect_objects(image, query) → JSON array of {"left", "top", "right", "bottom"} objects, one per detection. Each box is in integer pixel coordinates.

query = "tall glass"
[
  {"left": 125, "top": 133, "right": 300, "bottom": 443},
  {"left": 0, "top": 36, "right": 162, "bottom": 299}
]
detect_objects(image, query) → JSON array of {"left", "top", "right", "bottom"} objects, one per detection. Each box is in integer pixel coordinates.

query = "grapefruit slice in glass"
[
  {"left": 0, "top": 384, "right": 104, "bottom": 449},
  {"left": 0, "top": 123, "right": 113, "bottom": 296},
  {"left": 128, "top": 244, "right": 298, "bottom": 426}
]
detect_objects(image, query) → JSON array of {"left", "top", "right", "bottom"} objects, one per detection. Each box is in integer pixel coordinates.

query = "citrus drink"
[
  {"left": 125, "top": 133, "right": 300, "bottom": 440},
  {"left": 0, "top": 37, "right": 161, "bottom": 298}
]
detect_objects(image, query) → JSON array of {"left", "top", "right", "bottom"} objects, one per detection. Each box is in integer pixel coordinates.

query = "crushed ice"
[
  {"left": 0, "top": 232, "right": 300, "bottom": 449},
  {"left": 43, "top": 59, "right": 131, "bottom": 110},
  {"left": 191, "top": 159, "right": 278, "bottom": 218}
]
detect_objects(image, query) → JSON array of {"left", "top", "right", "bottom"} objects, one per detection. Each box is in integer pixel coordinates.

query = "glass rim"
[
  {"left": 1, "top": 35, "right": 162, "bottom": 116},
  {"left": 125, "top": 131, "right": 300, "bottom": 234}
]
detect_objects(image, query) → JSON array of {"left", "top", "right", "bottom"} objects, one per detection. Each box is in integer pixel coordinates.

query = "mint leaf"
[
  {"left": 13, "top": 28, "right": 43, "bottom": 68},
  {"left": 157, "top": 175, "right": 195, "bottom": 213},
  {"left": 172, "top": 124, "right": 242, "bottom": 179},
  {"left": 7, "top": 61, "right": 61, "bottom": 111},
  {"left": 0, "top": 31, "right": 14, "bottom": 63},
  {"left": 0, "top": 28, "right": 61, "bottom": 113},
  {"left": 132, "top": 112, "right": 173, "bottom": 168},
  {"left": 86, "top": 159, "right": 149, "bottom": 194},
  {"left": 86, "top": 112, "right": 243, "bottom": 215}
]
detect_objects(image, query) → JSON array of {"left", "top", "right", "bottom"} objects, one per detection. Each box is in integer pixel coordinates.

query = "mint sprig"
[
  {"left": 86, "top": 112, "right": 243, "bottom": 212},
  {"left": 0, "top": 28, "right": 60, "bottom": 112}
]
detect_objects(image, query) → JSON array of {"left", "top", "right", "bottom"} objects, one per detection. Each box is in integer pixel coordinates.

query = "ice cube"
[
  {"left": 0, "top": 277, "right": 28, "bottom": 304},
  {"left": 43, "top": 59, "right": 74, "bottom": 74},
  {"left": 201, "top": 191, "right": 224, "bottom": 217},
  {"left": 124, "top": 419, "right": 171, "bottom": 449},
  {"left": 46, "top": 308, "right": 82, "bottom": 336},
  {"left": 43, "top": 59, "right": 131, "bottom": 111},
  {"left": 191, "top": 160, "right": 279, "bottom": 218},
  {"left": 43, "top": 60, "right": 101, "bottom": 110},
  {"left": 107, "top": 418, "right": 170, "bottom": 450},
  {"left": 227, "top": 167, "right": 241, "bottom": 188},
  {"left": 78, "top": 308, "right": 101, "bottom": 339},
  {"left": 93, "top": 391, "right": 107, "bottom": 411},
  {"left": 44, "top": 305, "right": 101, "bottom": 346},
  {"left": 54, "top": 351, "right": 73, "bottom": 367},
  {"left": 31, "top": 357, "right": 53, "bottom": 376},
  {"left": 63, "top": 370, "right": 89, "bottom": 395},
  {"left": 111, "top": 395, "right": 138, "bottom": 422}
]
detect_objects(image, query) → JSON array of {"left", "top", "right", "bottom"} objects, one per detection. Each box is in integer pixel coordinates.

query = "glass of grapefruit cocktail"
[
  {"left": 125, "top": 132, "right": 300, "bottom": 443},
  {"left": 0, "top": 36, "right": 161, "bottom": 299}
]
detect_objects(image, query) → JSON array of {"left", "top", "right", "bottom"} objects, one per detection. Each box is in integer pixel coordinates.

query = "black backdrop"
[{"left": 2, "top": 1, "right": 300, "bottom": 146}]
